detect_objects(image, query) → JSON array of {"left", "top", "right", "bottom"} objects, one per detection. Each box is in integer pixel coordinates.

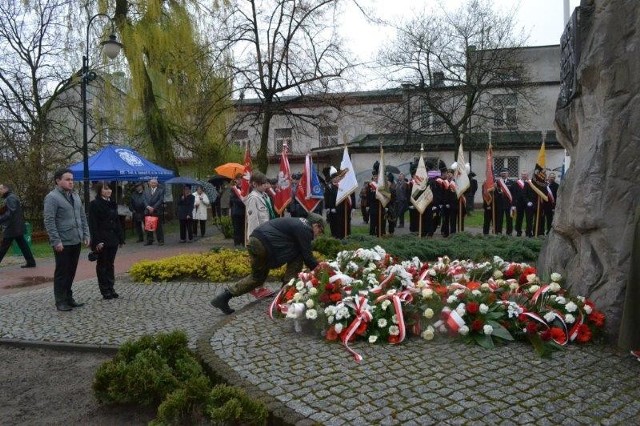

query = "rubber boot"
[{"left": 211, "top": 289, "right": 235, "bottom": 315}]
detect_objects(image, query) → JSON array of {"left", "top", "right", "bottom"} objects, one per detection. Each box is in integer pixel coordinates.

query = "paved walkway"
[{"left": 1, "top": 220, "right": 638, "bottom": 425}]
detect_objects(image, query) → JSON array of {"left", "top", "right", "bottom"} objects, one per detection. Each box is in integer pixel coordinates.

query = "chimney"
[{"left": 433, "top": 71, "right": 445, "bottom": 88}]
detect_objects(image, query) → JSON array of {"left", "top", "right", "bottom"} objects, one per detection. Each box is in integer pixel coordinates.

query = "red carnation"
[
  {"left": 388, "top": 334, "right": 401, "bottom": 344},
  {"left": 576, "top": 324, "right": 592, "bottom": 343},
  {"left": 471, "top": 319, "right": 484, "bottom": 331},
  {"left": 525, "top": 321, "right": 538, "bottom": 334},
  {"left": 326, "top": 326, "right": 338, "bottom": 341},
  {"left": 325, "top": 283, "right": 334, "bottom": 292},
  {"left": 540, "top": 329, "right": 551, "bottom": 341},
  {"left": 329, "top": 293, "right": 343, "bottom": 303},
  {"left": 356, "top": 322, "right": 368, "bottom": 336},
  {"left": 588, "top": 311, "right": 605, "bottom": 328},
  {"left": 550, "top": 327, "right": 566, "bottom": 343},
  {"left": 466, "top": 301, "right": 480, "bottom": 315},
  {"left": 467, "top": 281, "right": 481, "bottom": 291},
  {"left": 319, "top": 294, "right": 331, "bottom": 304}
]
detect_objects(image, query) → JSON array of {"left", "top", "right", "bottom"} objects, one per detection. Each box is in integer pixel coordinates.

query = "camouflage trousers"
[{"left": 227, "top": 236, "right": 303, "bottom": 296}]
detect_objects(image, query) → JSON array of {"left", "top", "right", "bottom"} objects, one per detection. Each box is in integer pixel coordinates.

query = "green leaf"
[
  {"left": 527, "top": 333, "right": 553, "bottom": 358},
  {"left": 485, "top": 312, "right": 504, "bottom": 321},
  {"left": 473, "top": 333, "right": 495, "bottom": 349},
  {"left": 487, "top": 320, "right": 514, "bottom": 341}
]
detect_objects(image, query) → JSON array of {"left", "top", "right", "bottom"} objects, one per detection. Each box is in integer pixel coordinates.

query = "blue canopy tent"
[{"left": 69, "top": 145, "right": 174, "bottom": 182}]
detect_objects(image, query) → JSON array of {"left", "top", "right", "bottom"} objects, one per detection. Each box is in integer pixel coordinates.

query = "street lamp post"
[{"left": 81, "top": 14, "right": 122, "bottom": 208}]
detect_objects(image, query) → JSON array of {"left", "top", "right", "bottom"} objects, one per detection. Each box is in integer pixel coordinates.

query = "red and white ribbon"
[
  {"left": 268, "top": 286, "right": 288, "bottom": 320},
  {"left": 434, "top": 307, "right": 466, "bottom": 333},
  {"left": 374, "top": 290, "right": 412, "bottom": 344},
  {"left": 341, "top": 295, "right": 373, "bottom": 362}
]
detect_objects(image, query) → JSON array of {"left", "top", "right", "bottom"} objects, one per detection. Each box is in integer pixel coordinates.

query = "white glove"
[
  {"left": 511, "top": 206, "right": 516, "bottom": 213},
  {"left": 527, "top": 202, "right": 533, "bottom": 207},
  {"left": 432, "top": 206, "right": 438, "bottom": 211},
  {"left": 445, "top": 204, "right": 450, "bottom": 209}
]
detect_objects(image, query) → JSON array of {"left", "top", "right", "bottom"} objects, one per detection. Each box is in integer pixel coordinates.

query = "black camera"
[{"left": 88, "top": 251, "right": 98, "bottom": 262}]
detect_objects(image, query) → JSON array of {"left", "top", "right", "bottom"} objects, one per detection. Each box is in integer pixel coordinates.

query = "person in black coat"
[
  {"left": 544, "top": 173, "right": 559, "bottom": 234},
  {"left": 229, "top": 173, "right": 247, "bottom": 247},
  {"left": 128, "top": 183, "right": 146, "bottom": 242},
  {"left": 176, "top": 185, "right": 195, "bottom": 243},
  {"left": 210, "top": 214, "right": 325, "bottom": 315},
  {"left": 89, "top": 182, "right": 124, "bottom": 299},
  {"left": 0, "top": 183, "right": 36, "bottom": 267}
]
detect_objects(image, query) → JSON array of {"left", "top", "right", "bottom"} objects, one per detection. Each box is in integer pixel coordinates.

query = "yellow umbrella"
[{"left": 214, "top": 162, "right": 244, "bottom": 179}]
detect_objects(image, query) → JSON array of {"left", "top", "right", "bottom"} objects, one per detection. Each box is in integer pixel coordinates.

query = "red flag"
[
  {"left": 274, "top": 144, "right": 292, "bottom": 215},
  {"left": 482, "top": 143, "right": 495, "bottom": 204},
  {"left": 296, "top": 154, "right": 323, "bottom": 213},
  {"left": 240, "top": 144, "right": 252, "bottom": 198}
]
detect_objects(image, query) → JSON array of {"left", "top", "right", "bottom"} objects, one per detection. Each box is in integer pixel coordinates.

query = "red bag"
[{"left": 144, "top": 215, "right": 159, "bottom": 232}]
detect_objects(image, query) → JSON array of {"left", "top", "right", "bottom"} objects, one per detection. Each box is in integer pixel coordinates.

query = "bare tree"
[
  {"left": 377, "top": 0, "right": 534, "bottom": 155},
  {"left": 220, "top": 0, "right": 356, "bottom": 171},
  {"left": 0, "top": 0, "right": 80, "bottom": 225}
]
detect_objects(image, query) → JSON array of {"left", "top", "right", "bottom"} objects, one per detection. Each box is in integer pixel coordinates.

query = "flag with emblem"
[
  {"left": 529, "top": 139, "right": 549, "bottom": 202},
  {"left": 410, "top": 146, "right": 432, "bottom": 214},
  {"left": 296, "top": 153, "right": 324, "bottom": 213},
  {"left": 454, "top": 140, "right": 470, "bottom": 198},
  {"left": 273, "top": 143, "right": 292, "bottom": 215},
  {"left": 336, "top": 146, "right": 358, "bottom": 205},
  {"left": 375, "top": 146, "right": 391, "bottom": 207},
  {"left": 482, "top": 142, "right": 495, "bottom": 204}
]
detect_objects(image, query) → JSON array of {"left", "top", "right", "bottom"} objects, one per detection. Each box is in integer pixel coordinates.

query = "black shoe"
[
  {"left": 144, "top": 242, "right": 153, "bottom": 246},
  {"left": 111, "top": 292, "right": 119, "bottom": 299},
  {"left": 56, "top": 303, "right": 72, "bottom": 311},
  {"left": 68, "top": 300, "right": 84, "bottom": 308},
  {"left": 103, "top": 294, "right": 114, "bottom": 300},
  {"left": 21, "top": 263, "right": 36, "bottom": 268},
  {"left": 211, "top": 289, "right": 235, "bottom": 315}
]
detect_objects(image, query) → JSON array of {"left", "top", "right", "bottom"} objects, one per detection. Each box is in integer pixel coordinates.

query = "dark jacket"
[
  {"left": 229, "top": 186, "right": 246, "bottom": 217},
  {"left": 252, "top": 217, "right": 318, "bottom": 270},
  {"left": 176, "top": 193, "right": 195, "bottom": 220},
  {"left": 129, "top": 190, "right": 146, "bottom": 221},
  {"left": 0, "top": 191, "right": 26, "bottom": 238},
  {"left": 144, "top": 185, "right": 165, "bottom": 215},
  {"left": 89, "top": 197, "right": 124, "bottom": 250}
]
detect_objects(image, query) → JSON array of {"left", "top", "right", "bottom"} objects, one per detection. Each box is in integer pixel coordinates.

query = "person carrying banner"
[
  {"left": 366, "top": 164, "right": 385, "bottom": 236},
  {"left": 514, "top": 172, "right": 533, "bottom": 237},
  {"left": 543, "top": 173, "right": 559, "bottom": 234}
]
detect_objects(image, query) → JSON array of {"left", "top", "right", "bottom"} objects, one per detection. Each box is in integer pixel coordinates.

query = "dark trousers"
[
  {"left": 369, "top": 205, "right": 386, "bottom": 237},
  {"left": 192, "top": 219, "right": 206, "bottom": 237},
  {"left": 179, "top": 218, "right": 193, "bottom": 241},
  {"left": 0, "top": 235, "right": 35, "bottom": 265},
  {"left": 96, "top": 245, "right": 118, "bottom": 296},
  {"left": 441, "top": 207, "right": 457, "bottom": 237},
  {"left": 361, "top": 204, "right": 368, "bottom": 223},
  {"left": 495, "top": 207, "right": 513, "bottom": 235},
  {"left": 53, "top": 244, "right": 81, "bottom": 305},
  {"left": 395, "top": 201, "right": 408, "bottom": 226},
  {"left": 483, "top": 205, "right": 493, "bottom": 235},
  {"left": 145, "top": 214, "right": 164, "bottom": 243},
  {"left": 133, "top": 217, "right": 144, "bottom": 241},
  {"left": 231, "top": 214, "right": 245, "bottom": 246}
]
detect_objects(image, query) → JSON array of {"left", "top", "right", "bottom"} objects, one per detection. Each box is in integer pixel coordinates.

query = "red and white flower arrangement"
[{"left": 270, "top": 248, "right": 605, "bottom": 362}]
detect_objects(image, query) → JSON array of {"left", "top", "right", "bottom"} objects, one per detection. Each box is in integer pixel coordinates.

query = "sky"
[{"left": 339, "top": 0, "right": 581, "bottom": 89}]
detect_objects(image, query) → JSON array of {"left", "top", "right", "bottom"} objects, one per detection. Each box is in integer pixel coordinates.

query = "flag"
[
  {"left": 239, "top": 143, "right": 252, "bottom": 198},
  {"left": 482, "top": 143, "right": 495, "bottom": 204},
  {"left": 375, "top": 147, "right": 391, "bottom": 207},
  {"left": 273, "top": 143, "right": 292, "bottom": 215},
  {"left": 410, "top": 146, "right": 433, "bottom": 214},
  {"left": 336, "top": 146, "right": 358, "bottom": 205},
  {"left": 296, "top": 154, "right": 324, "bottom": 213},
  {"left": 529, "top": 140, "right": 549, "bottom": 202},
  {"left": 453, "top": 140, "right": 470, "bottom": 198}
]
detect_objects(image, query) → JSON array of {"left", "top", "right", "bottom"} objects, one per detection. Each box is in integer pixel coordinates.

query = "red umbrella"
[{"left": 214, "top": 162, "right": 244, "bottom": 179}]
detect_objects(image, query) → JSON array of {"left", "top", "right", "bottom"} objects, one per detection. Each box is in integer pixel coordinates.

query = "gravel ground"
[{"left": 0, "top": 345, "right": 156, "bottom": 425}]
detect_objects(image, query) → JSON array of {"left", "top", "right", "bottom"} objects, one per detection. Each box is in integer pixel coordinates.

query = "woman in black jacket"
[
  {"left": 176, "top": 185, "right": 195, "bottom": 242},
  {"left": 89, "top": 182, "right": 124, "bottom": 299}
]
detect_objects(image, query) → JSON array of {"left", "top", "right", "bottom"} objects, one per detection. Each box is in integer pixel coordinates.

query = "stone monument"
[{"left": 539, "top": 0, "right": 640, "bottom": 340}]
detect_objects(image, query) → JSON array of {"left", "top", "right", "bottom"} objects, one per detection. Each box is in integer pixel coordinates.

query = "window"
[
  {"left": 493, "top": 156, "right": 519, "bottom": 178},
  {"left": 493, "top": 94, "right": 517, "bottom": 128},
  {"left": 319, "top": 126, "right": 339, "bottom": 148},
  {"left": 420, "top": 102, "right": 444, "bottom": 132},
  {"left": 274, "top": 128, "right": 293, "bottom": 153},
  {"left": 231, "top": 130, "right": 249, "bottom": 147}
]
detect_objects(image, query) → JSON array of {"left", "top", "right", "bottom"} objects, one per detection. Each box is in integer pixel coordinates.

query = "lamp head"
[{"left": 101, "top": 34, "right": 122, "bottom": 60}]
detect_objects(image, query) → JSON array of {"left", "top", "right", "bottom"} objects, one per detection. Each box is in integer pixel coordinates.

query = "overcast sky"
[{"left": 339, "top": 0, "right": 581, "bottom": 89}]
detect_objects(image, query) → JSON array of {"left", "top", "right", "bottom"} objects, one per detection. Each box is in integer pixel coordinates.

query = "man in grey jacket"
[
  {"left": 0, "top": 183, "right": 36, "bottom": 268},
  {"left": 43, "top": 168, "right": 90, "bottom": 311},
  {"left": 143, "top": 178, "right": 165, "bottom": 246}
]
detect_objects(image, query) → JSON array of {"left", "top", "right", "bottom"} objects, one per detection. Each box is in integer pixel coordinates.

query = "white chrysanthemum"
[
  {"left": 336, "top": 306, "right": 350, "bottom": 320},
  {"left": 479, "top": 304, "right": 489, "bottom": 314},
  {"left": 392, "top": 314, "right": 399, "bottom": 324},
  {"left": 555, "top": 296, "right": 567, "bottom": 305},
  {"left": 305, "top": 309, "right": 318, "bottom": 320},
  {"left": 458, "top": 325, "right": 469, "bottom": 336},
  {"left": 472, "top": 289, "right": 482, "bottom": 297},
  {"left": 389, "top": 325, "right": 400, "bottom": 336},
  {"left": 424, "top": 308, "right": 434, "bottom": 319},
  {"left": 381, "top": 300, "right": 391, "bottom": 311},
  {"left": 548, "top": 282, "right": 561, "bottom": 292},
  {"left": 368, "top": 335, "right": 378, "bottom": 344},
  {"left": 509, "top": 282, "right": 519, "bottom": 290},
  {"left": 528, "top": 285, "right": 540, "bottom": 294},
  {"left": 305, "top": 299, "right": 314, "bottom": 309},
  {"left": 550, "top": 272, "right": 562, "bottom": 282},
  {"left": 295, "top": 281, "right": 305, "bottom": 290},
  {"left": 527, "top": 274, "right": 538, "bottom": 283},
  {"left": 565, "top": 301, "right": 577, "bottom": 313},
  {"left": 493, "top": 256, "right": 504, "bottom": 264},
  {"left": 309, "top": 287, "right": 318, "bottom": 296},
  {"left": 483, "top": 324, "right": 494, "bottom": 335},
  {"left": 293, "top": 293, "right": 303, "bottom": 302},
  {"left": 481, "top": 283, "right": 491, "bottom": 290},
  {"left": 576, "top": 295, "right": 586, "bottom": 302},
  {"left": 565, "top": 313, "right": 575, "bottom": 324},
  {"left": 584, "top": 304, "right": 593, "bottom": 314},
  {"left": 422, "top": 288, "right": 434, "bottom": 299},
  {"left": 428, "top": 269, "right": 436, "bottom": 276},
  {"left": 493, "top": 270, "right": 503, "bottom": 279},
  {"left": 327, "top": 315, "right": 334, "bottom": 324},
  {"left": 421, "top": 326, "right": 435, "bottom": 341},
  {"left": 378, "top": 318, "right": 387, "bottom": 328},
  {"left": 324, "top": 305, "right": 336, "bottom": 316},
  {"left": 544, "top": 312, "right": 556, "bottom": 323},
  {"left": 455, "top": 303, "right": 466, "bottom": 317},
  {"left": 447, "top": 295, "right": 457, "bottom": 304},
  {"left": 334, "top": 323, "right": 343, "bottom": 333}
]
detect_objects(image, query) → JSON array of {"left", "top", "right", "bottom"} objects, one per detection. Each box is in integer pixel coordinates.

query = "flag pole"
[{"left": 535, "top": 197, "right": 541, "bottom": 236}]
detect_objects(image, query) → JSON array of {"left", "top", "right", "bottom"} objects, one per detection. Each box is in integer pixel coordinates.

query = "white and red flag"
[
  {"left": 295, "top": 153, "right": 324, "bottom": 213},
  {"left": 274, "top": 143, "right": 292, "bottom": 215},
  {"left": 336, "top": 146, "right": 358, "bottom": 206},
  {"left": 482, "top": 141, "right": 495, "bottom": 204},
  {"left": 410, "top": 145, "right": 433, "bottom": 214},
  {"left": 453, "top": 139, "right": 470, "bottom": 199}
]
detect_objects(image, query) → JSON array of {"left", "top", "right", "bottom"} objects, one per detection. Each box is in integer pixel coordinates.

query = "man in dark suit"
[
  {"left": 43, "top": 168, "right": 90, "bottom": 311},
  {"left": 143, "top": 178, "right": 165, "bottom": 246},
  {"left": 0, "top": 183, "right": 36, "bottom": 268}
]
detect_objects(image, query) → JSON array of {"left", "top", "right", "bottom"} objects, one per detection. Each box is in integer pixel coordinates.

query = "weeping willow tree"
[{"left": 102, "top": 0, "right": 232, "bottom": 174}]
